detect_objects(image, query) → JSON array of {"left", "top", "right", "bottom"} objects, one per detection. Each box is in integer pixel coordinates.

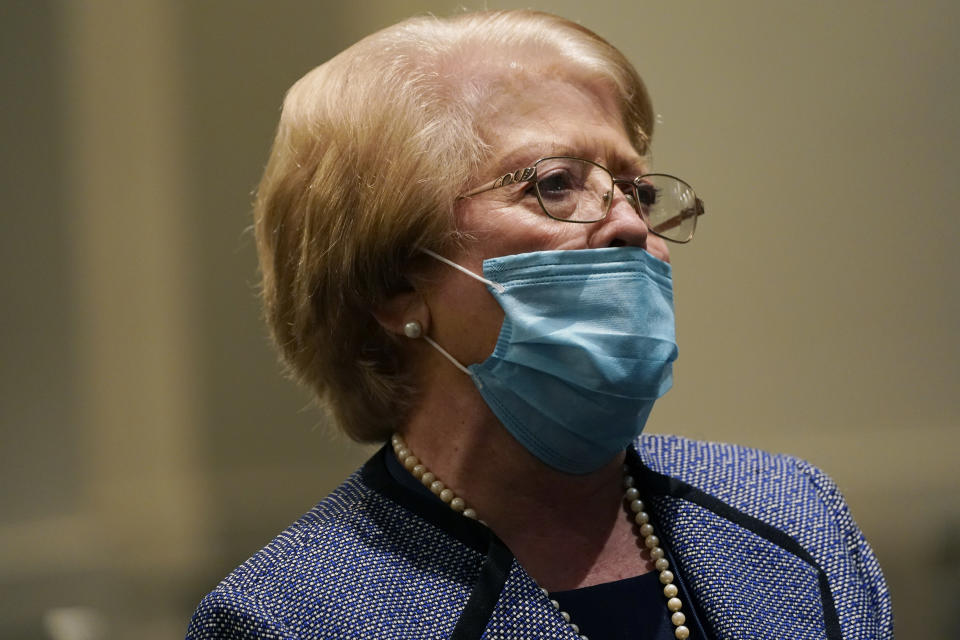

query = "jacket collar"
[{"left": 363, "top": 443, "right": 841, "bottom": 640}]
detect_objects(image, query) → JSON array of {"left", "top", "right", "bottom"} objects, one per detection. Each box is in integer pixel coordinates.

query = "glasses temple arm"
[
  {"left": 458, "top": 166, "right": 537, "bottom": 199},
  {"left": 649, "top": 198, "right": 705, "bottom": 233}
]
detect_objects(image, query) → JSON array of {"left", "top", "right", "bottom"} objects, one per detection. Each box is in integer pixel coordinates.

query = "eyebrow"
[
  {"left": 490, "top": 142, "right": 648, "bottom": 178},
  {"left": 490, "top": 144, "right": 566, "bottom": 176}
]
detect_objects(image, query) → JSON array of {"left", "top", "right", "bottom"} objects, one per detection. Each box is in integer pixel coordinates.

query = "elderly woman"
[{"left": 188, "top": 10, "right": 892, "bottom": 640}]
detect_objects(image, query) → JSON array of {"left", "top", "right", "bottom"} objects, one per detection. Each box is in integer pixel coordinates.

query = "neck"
[{"left": 399, "top": 371, "right": 651, "bottom": 590}]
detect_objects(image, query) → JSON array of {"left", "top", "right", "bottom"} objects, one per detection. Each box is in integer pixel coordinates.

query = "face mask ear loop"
[
  {"left": 421, "top": 335, "right": 476, "bottom": 380},
  {"left": 420, "top": 248, "right": 506, "bottom": 294}
]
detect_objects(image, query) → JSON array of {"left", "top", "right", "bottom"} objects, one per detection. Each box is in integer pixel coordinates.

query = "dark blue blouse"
[{"left": 553, "top": 573, "right": 677, "bottom": 640}]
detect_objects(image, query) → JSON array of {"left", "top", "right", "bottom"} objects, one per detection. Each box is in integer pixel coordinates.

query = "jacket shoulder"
[
  {"left": 637, "top": 433, "right": 819, "bottom": 508},
  {"left": 636, "top": 433, "right": 861, "bottom": 554},
  {"left": 186, "top": 470, "right": 376, "bottom": 638},
  {"left": 636, "top": 433, "right": 893, "bottom": 638},
  {"left": 187, "top": 588, "right": 293, "bottom": 639},
  {"left": 186, "top": 463, "right": 485, "bottom": 639}
]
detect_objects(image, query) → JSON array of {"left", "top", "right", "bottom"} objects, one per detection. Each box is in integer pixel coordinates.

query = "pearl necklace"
[{"left": 390, "top": 434, "right": 691, "bottom": 639}]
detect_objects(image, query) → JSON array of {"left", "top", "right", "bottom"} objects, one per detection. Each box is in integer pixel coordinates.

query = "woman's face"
[{"left": 421, "top": 77, "right": 670, "bottom": 368}]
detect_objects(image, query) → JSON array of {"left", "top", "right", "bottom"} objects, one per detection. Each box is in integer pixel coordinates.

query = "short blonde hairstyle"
[{"left": 254, "top": 10, "right": 654, "bottom": 442}]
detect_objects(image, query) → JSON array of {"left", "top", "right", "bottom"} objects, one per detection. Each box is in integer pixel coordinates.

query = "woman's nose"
[{"left": 589, "top": 187, "right": 650, "bottom": 249}]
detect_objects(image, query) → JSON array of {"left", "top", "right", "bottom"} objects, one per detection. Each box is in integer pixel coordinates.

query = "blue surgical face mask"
[{"left": 421, "top": 246, "right": 678, "bottom": 475}]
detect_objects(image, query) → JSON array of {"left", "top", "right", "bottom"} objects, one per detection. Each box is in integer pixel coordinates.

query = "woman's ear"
[{"left": 372, "top": 286, "right": 430, "bottom": 339}]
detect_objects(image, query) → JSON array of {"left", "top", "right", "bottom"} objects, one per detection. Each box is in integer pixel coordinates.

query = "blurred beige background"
[{"left": 2, "top": 1, "right": 957, "bottom": 638}]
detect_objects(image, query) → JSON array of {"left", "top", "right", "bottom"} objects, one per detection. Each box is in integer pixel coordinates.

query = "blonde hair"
[{"left": 254, "top": 10, "right": 654, "bottom": 441}]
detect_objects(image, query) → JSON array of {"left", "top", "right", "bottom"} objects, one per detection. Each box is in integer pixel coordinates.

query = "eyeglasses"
[{"left": 458, "top": 156, "right": 705, "bottom": 243}]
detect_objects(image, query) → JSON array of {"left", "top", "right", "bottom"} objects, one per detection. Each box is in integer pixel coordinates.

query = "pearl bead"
[
  {"left": 570, "top": 624, "right": 579, "bottom": 634},
  {"left": 420, "top": 471, "right": 435, "bottom": 486},
  {"left": 674, "top": 625, "right": 690, "bottom": 639},
  {"left": 430, "top": 480, "right": 445, "bottom": 495},
  {"left": 463, "top": 508, "right": 477, "bottom": 519},
  {"left": 667, "top": 597, "right": 683, "bottom": 611},
  {"left": 622, "top": 475, "right": 635, "bottom": 488},
  {"left": 390, "top": 434, "right": 402, "bottom": 446},
  {"left": 644, "top": 535, "right": 660, "bottom": 549},
  {"left": 659, "top": 570, "right": 674, "bottom": 585},
  {"left": 663, "top": 584, "right": 678, "bottom": 598},
  {"left": 396, "top": 447, "right": 409, "bottom": 460},
  {"left": 655, "top": 558, "right": 670, "bottom": 572},
  {"left": 671, "top": 611, "right": 686, "bottom": 626},
  {"left": 630, "top": 499, "right": 645, "bottom": 513},
  {"left": 403, "top": 455, "right": 419, "bottom": 470},
  {"left": 639, "top": 523, "right": 654, "bottom": 537},
  {"left": 412, "top": 464, "right": 425, "bottom": 479},
  {"left": 550, "top": 599, "right": 560, "bottom": 610},
  {"left": 403, "top": 321, "right": 422, "bottom": 338},
  {"left": 625, "top": 487, "right": 639, "bottom": 501},
  {"left": 450, "top": 497, "right": 465, "bottom": 512},
  {"left": 650, "top": 546, "right": 664, "bottom": 560},
  {"left": 634, "top": 511, "right": 650, "bottom": 525},
  {"left": 439, "top": 488, "right": 454, "bottom": 503},
  {"left": 561, "top": 611, "right": 571, "bottom": 622}
]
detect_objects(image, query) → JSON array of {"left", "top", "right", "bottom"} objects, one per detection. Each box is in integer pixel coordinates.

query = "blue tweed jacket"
[{"left": 187, "top": 435, "right": 893, "bottom": 639}]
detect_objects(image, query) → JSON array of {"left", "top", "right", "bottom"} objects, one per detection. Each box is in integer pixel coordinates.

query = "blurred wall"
[{"left": 2, "top": 1, "right": 958, "bottom": 638}]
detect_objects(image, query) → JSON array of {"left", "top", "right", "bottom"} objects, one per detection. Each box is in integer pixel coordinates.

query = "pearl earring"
[{"left": 403, "top": 321, "right": 422, "bottom": 339}]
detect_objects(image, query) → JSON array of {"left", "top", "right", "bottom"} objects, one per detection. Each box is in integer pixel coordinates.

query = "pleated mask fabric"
[{"left": 465, "top": 247, "right": 678, "bottom": 474}]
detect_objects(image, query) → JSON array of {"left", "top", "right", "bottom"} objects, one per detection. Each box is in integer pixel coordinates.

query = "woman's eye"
[
  {"left": 536, "top": 171, "right": 574, "bottom": 198},
  {"left": 635, "top": 182, "right": 659, "bottom": 207}
]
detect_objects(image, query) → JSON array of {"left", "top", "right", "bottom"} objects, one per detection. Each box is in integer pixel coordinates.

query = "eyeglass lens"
[
  {"left": 533, "top": 157, "right": 610, "bottom": 222},
  {"left": 533, "top": 157, "right": 699, "bottom": 242},
  {"left": 636, "top": 174, "right": 699, "bottom": 243}
]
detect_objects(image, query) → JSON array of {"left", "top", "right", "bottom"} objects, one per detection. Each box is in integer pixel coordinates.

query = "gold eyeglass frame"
[{"left": 457, "top": 156, "right": 705, "bottom": 243}]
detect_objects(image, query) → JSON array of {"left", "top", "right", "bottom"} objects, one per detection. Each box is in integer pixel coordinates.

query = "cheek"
[
  {"left": 477, "top": 221, "right": 587, "bottom": 261},
  {"left": 424, "top": 263, "right": 506, "bottom": 366},
  {"left": 469, "top": 295, "right": 507, "bottom": 362},
  {"left": 458, "top": 199, "right": 585, "bottom": 259},
  {"left": 646, "top": 236, "right": 671, "bottom": 263}
]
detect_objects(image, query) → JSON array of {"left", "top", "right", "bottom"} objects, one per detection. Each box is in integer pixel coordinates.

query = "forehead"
[{"left": 474, "top": 75, "right": 647, "bottom": 177}]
